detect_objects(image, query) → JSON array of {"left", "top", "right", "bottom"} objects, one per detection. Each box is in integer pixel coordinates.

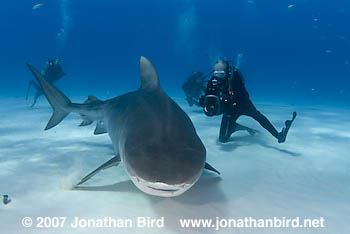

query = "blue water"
[{"left": 0, "top": 0, "right": 349, "bottom": 105}]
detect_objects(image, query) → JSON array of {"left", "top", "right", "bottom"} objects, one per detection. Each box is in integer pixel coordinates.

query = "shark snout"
[{"left": 124, "top": 146, "right": 206, "bottom": 197}]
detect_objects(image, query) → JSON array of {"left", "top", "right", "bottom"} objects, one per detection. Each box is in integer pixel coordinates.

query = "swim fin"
[{"left": 278, "top": 111, "right": 297, "bottom": 143}]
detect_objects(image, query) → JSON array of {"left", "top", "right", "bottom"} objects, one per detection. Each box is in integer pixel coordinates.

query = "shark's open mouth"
[
  {"left": 145, "top": 185, "right": 180, "bottom": 194},
  {"left": 129, "top": 175, "right": 193, "bottom": 197},
  {"left": 145, "top": 181, "right": 187, "bottom": 192}
]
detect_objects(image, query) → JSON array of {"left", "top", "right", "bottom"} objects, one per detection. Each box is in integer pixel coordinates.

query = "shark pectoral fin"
[
  {"left": 79, "top": 119, "right": 93, "bottom": 127},
  {"left": 79, "top": 97, "right": 101, "bottom": 127},
  {"left": 204, "top": 162, "right": 221, "bottom": 175},
  {"left": 94, "top": 120, "right": 107, "bottom": 135},
  {"left": 79, "top": 113, "right": 94, "bottom": 126},
  {"left": 76, "top": 154, "right": 121, "bottom": 186}
]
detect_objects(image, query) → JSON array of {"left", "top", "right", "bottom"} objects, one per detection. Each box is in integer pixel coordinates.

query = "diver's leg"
[
  {"left": 31, "top": 90, "right": 43, "bottom": 108},
  {"left": 30, "top": 93, "right": 40, "bottom": 108},
  {"left": 185, "top": 95, "right": 194, "bottom": 106},
  {"left": 192, "top": 99, "right": 200, "bottom": 107},
  {"left": 219, "top": 114, "right": 230, "bottom": 143},
  {"left": 193, "top": 90, "right": 203, "bottom": 107},
  {"left": 219, "top": 114, "right": 239, "bottom": 143},
  {"left": 30, "top": 82, "right": 43, "bottom": 107},
  {"left": 245, "top": 104, "right": 280, "bottom": 139},
  {"left": 246, "top": 103, "right": 296, "bottom": 143},
  {"left": 234, "top": 123, "right": 258, "bottom": 136},
  {"left": 26, "top": 80, "right": 34, "bottom": 100},
  {"left": 186, "top": 95, "right": 200, "bottom": 107}
]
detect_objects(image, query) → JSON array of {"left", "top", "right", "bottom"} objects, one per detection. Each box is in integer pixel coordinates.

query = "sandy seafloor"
[{"left": 0, "top": 96, "right": 349, "bottom": 234}]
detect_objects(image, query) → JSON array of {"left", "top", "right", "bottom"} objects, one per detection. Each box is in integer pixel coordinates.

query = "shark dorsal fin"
[
  {"left": 140, "top": 56, "right": 160, "bottom": 90},
  {"left": 88, "top": 95, "right": 97, "bottom": 101}
]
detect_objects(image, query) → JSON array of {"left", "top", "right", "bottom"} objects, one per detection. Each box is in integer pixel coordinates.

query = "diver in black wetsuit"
[
  {"left": 26, "top": 59, "right": 66, "bottom": 107},
  {"left": 182, "top": 71, "right": 207, "bottom": 107},
  {"left": 200, "top": 59, "right": 296, "bottom": 143}
]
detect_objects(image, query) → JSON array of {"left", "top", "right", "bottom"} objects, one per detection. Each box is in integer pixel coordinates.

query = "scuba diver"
[
  {"left": 182, "top": 71, "right": 208, "bottom": 107},
  {"left": 26, "top": 58, "right": 66, "bottom": 107},
  {"left": 200, "top": 59, "right": 296, "bottom": 143}
]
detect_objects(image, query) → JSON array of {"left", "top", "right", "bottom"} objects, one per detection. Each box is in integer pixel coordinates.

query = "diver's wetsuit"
[
  {"left": 182, "top": 72, "right": 205, "bottom": 106},
  {"left": 26, "top": 59, "right": 66, "bottom": 107},
  {"left": 205, "top": 68, "right": 282, "bottom": 143}
]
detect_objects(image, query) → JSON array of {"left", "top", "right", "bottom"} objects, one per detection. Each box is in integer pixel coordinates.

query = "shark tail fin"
[{"left": 26, "top": 63, "right": 72, "bottom": 130}]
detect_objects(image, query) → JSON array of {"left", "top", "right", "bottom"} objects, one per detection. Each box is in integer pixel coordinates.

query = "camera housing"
[{"left": 203, "top": 95, "right": 222, "bottom": 116}]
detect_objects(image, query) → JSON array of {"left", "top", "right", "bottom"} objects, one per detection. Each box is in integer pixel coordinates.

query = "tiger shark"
[
  {"left": 26, "top": 59, "right": 66, "bottom": 108},
  {"left": 26, "top": 56, "right": 219, "bottom": 197}
]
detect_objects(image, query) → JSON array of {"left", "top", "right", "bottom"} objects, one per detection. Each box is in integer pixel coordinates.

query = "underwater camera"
[{"left": 203, "top": 94, "right": 222, "bottom": 116}]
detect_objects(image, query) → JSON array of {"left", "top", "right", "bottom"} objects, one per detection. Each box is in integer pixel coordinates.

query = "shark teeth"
[{"left": 129, "top": 175, "right": 192, "bottom": 196}]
